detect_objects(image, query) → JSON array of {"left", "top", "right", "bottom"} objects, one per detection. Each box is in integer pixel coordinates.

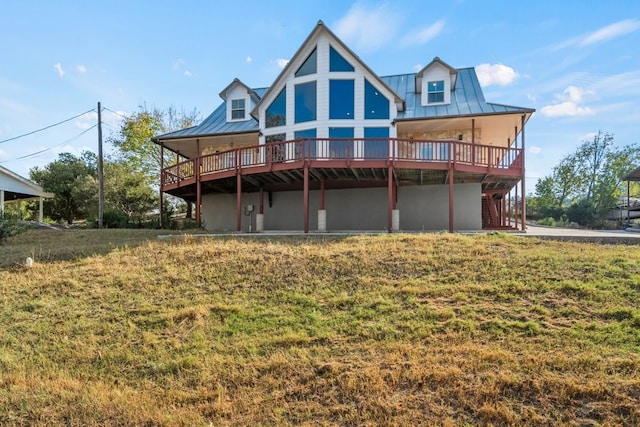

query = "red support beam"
[
  {"left": 159, "top": 143, "right": 164, "bottom": 229},
  {"left": 320, "top": 178, "right": 325, "bottom": 210},
  {"left": 448, "top": 160, "right": 454, "bottom": 233},
  {"left": 521, "top": 114, "right": 526, "bottom": 231},
  {"left": 303, "top": 163, "right": 309, "bottom": 233},
  {"left": 471, "top": 118, "right": 475, "bottom": 164},
  {"left": 388, "top": 165, "right": 393, "bottom": 233},
  {"left": 196, "top": 139, "right": 201, "bottom": 227},
  {"left": 236, "top": 151, "right": 242, "bottom": 232}
]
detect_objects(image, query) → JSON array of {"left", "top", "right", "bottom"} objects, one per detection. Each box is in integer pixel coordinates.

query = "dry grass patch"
[{"left": 0, "top": 231, "right": 639, "bottom": 425}]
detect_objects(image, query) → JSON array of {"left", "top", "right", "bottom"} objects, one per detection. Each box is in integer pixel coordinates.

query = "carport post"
[
  {"left": 39, "top": 197, "right": 44, "bottom": 222},
  {"left": 0, "top": 189, "right": 4, "bottom": 214}
]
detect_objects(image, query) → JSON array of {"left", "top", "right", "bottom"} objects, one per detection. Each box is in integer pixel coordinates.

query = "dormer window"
[
  {"left": 231, "top": 99, "right": 245, "bottom": 120},
  {"left": 427, "top": 81, "right": 445, "bottom": 103}
]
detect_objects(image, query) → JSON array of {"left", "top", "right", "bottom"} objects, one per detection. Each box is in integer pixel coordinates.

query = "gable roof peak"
[{"left": 219, "top": 78, "right": 261, "bottom": 102}]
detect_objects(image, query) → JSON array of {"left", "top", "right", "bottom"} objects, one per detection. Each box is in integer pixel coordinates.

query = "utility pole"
[{"left": 98, "top": 102, "right": 104, "bottom": 228}]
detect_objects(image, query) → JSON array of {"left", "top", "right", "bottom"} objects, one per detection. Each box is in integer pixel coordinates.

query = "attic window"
[
  {"left": 295, "top": 48, "right": 317, "bottom": 77},
  {"left": 427, "top": 80, "right": 445, "bottom": 103},
  {"left": 231, "top": 99, "right": 245, "bottom": 120},
  {"left": 330, "top": 46, "right": 354, "bottom": 72}
]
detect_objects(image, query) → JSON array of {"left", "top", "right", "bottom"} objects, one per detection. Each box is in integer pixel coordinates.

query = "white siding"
[{"left": 420, "top": 63, "right": 452, "bottom": 106}]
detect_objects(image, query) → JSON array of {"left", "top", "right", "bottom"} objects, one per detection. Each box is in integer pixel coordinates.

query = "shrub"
[
  {"left": 537, "top": 217, "right": 555, "bottom": 226},
  {"left": 0, "top": 213, "right": 24, "bottom": 243}
]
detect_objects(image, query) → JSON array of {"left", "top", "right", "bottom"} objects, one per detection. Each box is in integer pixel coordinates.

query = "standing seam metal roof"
[{"left": 155, "top": 68, "right": 533, "bottom": 141}]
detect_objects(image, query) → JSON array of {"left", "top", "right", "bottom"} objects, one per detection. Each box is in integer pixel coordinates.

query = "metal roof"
[
  {"left": 382, "top": 68, "right": 534, "bottom": 121},
  {"left": 155, "top": 67, "right": 533, "bottom": 142},
  {"left": 155, "top": 88, "right": 267, "bottom": 141}
]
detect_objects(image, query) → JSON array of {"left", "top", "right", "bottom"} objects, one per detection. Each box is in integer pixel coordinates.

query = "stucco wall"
[{"left": 201, "top": 183, "right": 481, "bottom": 232}]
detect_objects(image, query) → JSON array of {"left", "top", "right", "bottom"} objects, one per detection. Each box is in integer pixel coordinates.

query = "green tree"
[
  {"left": 108, "top": 106, "right": 199, "bottom": 185},
  {"left": 30, "top": 152, "right": 97, "bottom": 224},
  {"left": 534, "top": 131, "right": 640, "bottom": 226}
]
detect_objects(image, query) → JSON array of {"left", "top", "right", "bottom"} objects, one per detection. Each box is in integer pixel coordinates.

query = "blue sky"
[{"left": 1, "top": 0, "right": 639, "bottom": 192}]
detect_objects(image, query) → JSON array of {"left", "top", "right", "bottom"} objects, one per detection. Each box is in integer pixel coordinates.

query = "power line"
[
  {"left": 102, "top": 106, "right": 128, "bottom": 119},
  {"left": 0, "top": 108, "right": 96, "bottom": 145},
  {"left": 0, "top": 124, "right": 97, "bottom": 163}
]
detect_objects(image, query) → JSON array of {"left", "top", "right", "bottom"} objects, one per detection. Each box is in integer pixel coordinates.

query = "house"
[
  {"left": 153, "top": 21, "right": 534, "bottom": 233},
  {"left": 0, "top": 165, "right": 53, "bottom": 222}
]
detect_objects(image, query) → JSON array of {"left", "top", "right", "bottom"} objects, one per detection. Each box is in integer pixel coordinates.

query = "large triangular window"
[
  {"left": 330, "top": 46, "right": 354, "bottom": 72},
  {"left": 295, "top": 48, "right": 317, "bottom": 77},
  {"left": 266, "top": 88, "right": 286, "bottom": 128}
]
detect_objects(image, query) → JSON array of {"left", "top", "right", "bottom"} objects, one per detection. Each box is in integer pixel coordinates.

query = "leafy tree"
[
  {"left": 534, "top": 131, "right": 640, "bottom": 226},
  {"left": 30, "top": 152, "right": 97, "bottom": 224},
  {"left": 108, "top": 106, "right": 199, "bottom": 185}
]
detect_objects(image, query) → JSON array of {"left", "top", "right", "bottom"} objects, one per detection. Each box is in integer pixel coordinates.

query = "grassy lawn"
[{"left": 1, "top": 230, "right": 639, "bottom": 425}]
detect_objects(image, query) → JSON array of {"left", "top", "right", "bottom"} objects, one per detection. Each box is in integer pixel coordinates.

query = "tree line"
[{"left": 529, "top": 131, "right": 640, "bottom": 227}]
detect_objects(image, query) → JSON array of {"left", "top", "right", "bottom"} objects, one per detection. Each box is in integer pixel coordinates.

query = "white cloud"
[
  {"left": 54, "top": 63, "right": 64, "bottom": 77},
  {"left": 529, "top": 146, "right": 542, "bottom": 154},
  {"left": 184, "top": 70, "right": 192, "bottom": 77},
  {"left": 476, "top": 63, "right": 519, "bottom": 87},
  {"left": 246, "top": 56, "right": 252, "bottom": 63},
  {"left": 413, "top": 63, "right": 423, "bottom": 72},
  {"left": 580, "top": 19, "right": 640, "bottom": 46},
  {"left": 553, "top": 19, "right": 640, "bottom": 50},
  {"left": 540, "top": 84, "right": 603, "bottom": 118},
  {"left": 541, "top": 85, "right": 596, "bottom": 117},
  {"left": 75, "top": 111, "right": 97, "bottom": 130},
  {"left": 401, "top": 20, "right": 445, "bottom": 46},
  {"left": 0, "top": 148, "right": 6, "bottom": 160},
  {"left": 334, "top": 3, "right": 400, "bottom": 52},
  {"left": 77, "top": 65, "right": 87, "bottom": 73},
  {"left": 275, "top": 58, "right": 289, "bottom": 69},
  {"left": 173, "top": 59, "right": 185, "bottom": 70}
]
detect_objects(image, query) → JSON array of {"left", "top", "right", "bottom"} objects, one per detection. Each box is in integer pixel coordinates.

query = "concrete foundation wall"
[{"left": 201, "top": 183, "right": 481, "bottom": 232}]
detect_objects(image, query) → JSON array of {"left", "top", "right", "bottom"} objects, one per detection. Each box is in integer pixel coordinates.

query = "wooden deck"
[{"left": 161, "top": 138, "right": 523, "bottom": 196}]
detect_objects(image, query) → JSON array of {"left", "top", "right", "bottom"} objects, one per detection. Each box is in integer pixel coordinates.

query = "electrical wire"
[
  {"left": 0, "top": 124, "right": 97, "bottom": 163},
  {"left": 0, "top": 108, "right": 96, "bottom": 145},
  {"left": 102, "top": 106, "right": 128, "bottom": 119}
]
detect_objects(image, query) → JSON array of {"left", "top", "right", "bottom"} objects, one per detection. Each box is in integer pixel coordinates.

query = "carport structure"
[
  {"left": 0, "top": 165, "right": 53, "bottom": 222},
  {"left": 622, "top": 166, "right": 640, "bottom": 223}
]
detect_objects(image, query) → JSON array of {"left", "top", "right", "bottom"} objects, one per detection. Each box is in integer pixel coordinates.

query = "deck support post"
[
  {"left": 195, "top": 139, "right": 201, "bottom": 228},
  {"left": 236, "top": 151, "right": 242, "bottom": 232},
  {"left": 318, "top": 179, "right": 326, "bottom": 232},
  {"left": 159, "top": 143, "right": 164, "bottom": 228},
  {"left": 448, "top": 161, "right": 454, "bottom": 233},
  {"left": 388, "top": 165, "right": 394, "bottom": 233},
  {"left": 303, "top": 163, "right": 309, "bottom": 233},
  {"left": 471, "top": 118, "right": 476, "bottom": 164},
  {"left": 521, "top": 114, "right": 526, "bottom": 231}
]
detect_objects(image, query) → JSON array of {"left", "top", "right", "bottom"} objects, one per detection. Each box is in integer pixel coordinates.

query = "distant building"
[
  {"left": 154, "top": 21, "right": 534, "bottom": 232},
  {"left": 0, "top": 165, "right": 53, "bottom": 222}
]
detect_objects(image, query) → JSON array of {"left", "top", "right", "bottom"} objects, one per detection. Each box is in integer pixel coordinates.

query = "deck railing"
[{"left": 162, "top": 138, "right": 522, "bottom": 186}]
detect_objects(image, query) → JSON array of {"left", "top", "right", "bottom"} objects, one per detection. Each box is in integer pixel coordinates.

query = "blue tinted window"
[
  {"left": 329, "top": 80, "right": 354, "bottom": 119},
  {"left": 427, "top": 80, "right": 445, "bottom": 103},
  {"left": 330, "top": 46, "right": 354, "bottom": 72},
  {"left": 364, "top": 127, "right": 389, "bottom": 159},
  {"left": 295, "top": 81, "right": 317, "bottom": 123},
  {"left": 266, "top": 88, "right": 286, "bottom": 128},
  {"left": 295, "top": 48, "right": 317, "bottom": 77},
  {"left": 365, "top": 79, "right": 389, "bottom": 119},
  {"left": 329, "top": 127, "right": 354, "bottom": 158},
  {"left": 295, "top": 128, "right": 317, "bottom": 159}
]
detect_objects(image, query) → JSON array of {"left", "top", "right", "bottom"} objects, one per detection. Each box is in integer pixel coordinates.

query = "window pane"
[
  {"left": 266, "top": 88, "right": 286, "bottom": 128},
  {"left": 330, "top": 46, "right": 354, "bottom": 72},
  {"left": 231, "top": 99, "right": 245, "bottom": 119},
  {"left": 295, "top": 128, "right": 317, "bottom": 159},
  {"left": 364, "top": 79, "right": 389, "bottom": 119},
  {"left": 295, "top": 81, "right": 317, "bottom": 123},
  {"left": 295, "top": 48, "right": 317, "bottom": 77},
  {"left": 329, "top": 127, "right": 353, "bottom": 158},
  {"left": 329, "top": 80, "right": 354, "bottom": 119},
  {"left": 364, "top": 127, "right": 389, "bottom": 159},
  {"left": 428, "top": 92, "right": 444, "bottom": 103},
  {"left": 427, "top": 80, "right": 445, "bottom": 103}
]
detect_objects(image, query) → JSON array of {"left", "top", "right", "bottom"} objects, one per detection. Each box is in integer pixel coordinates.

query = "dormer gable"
[
  {"left": 416, "top": 57, "right": 458, "bottom": 106},
  {"left": 219, "top": 78, "right": 260, "bottom": 122}
]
